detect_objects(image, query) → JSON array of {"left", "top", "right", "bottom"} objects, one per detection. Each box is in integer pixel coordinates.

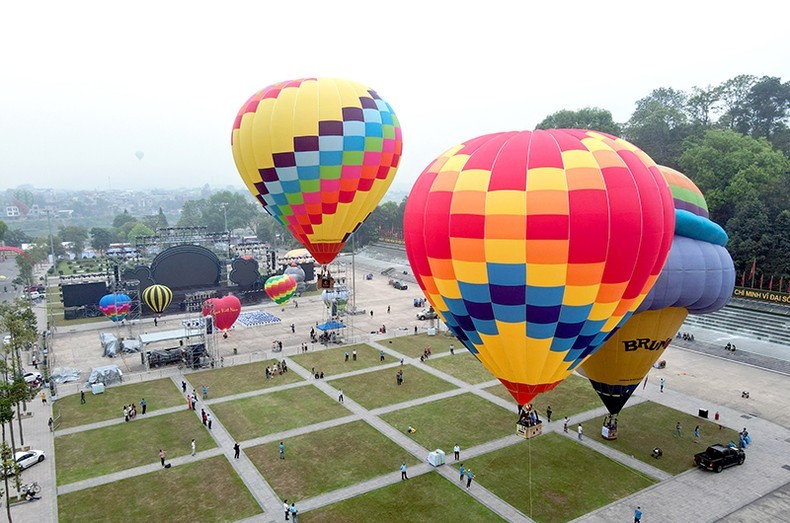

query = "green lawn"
[
  {"left": 209, "top": 386, "right": 349, "bottom": 441},
  {"left": 379, "top": 333, "right": 456, "bottom": 359},
  {"left": 424, "top": 352, "right": 496, "bottom": 384},
  {"left": 485, "top": 373, "right": 602, "bottom": 419},
  {"left": 246, "top": 420, "right": 418, "bottom": 499},
  {"left": 600, "top": 401, "right": 741, "bottom": 475},
  {"left": 380, "top": 393, "right": 516, "bottom": 452},
  {"left": 290, "top": 343, "right": 393, "bottom": 377},
  {"left": 329, "top": 365, "right": 457, "bottom": 410},
  {"left": 464, "top": 433, "right": 656, "bottom": 523},
  {"left": 190, "top": 360, "right": 302, "bottom": 399},
  {"left": 302, "top": 471, "right": 504, "bottom": 522},
  {"left": 58, "top": 455, "right": 261, "bottom": 523},
  {"left": 55, "top": 378, "right": 184, "bottom": 429},
  {"left": 55, "top": 410, "right": 216, "bottom": 485}
]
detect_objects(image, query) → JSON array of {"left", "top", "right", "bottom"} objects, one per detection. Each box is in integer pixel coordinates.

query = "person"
[
  {"left": 344, "top": 351, "right": 349, "bottom": 362},
  {"left": 453, "top": 443, "right": 460, "bottom": 460},
  {"left": 159, "top": 449, "right": 166, "bottom": 467},
  {"left": 48, "top": 417, "right": 54, "bottom": 432},
  {"left": 338, "top": 390, "right": 344, "bottom": 403},
  {"left": 154, "top": 316, "right": 158, "bottom": 327},
  {"left": 694, "top": 425, "right": 700, "bottom": 443},
  {"left": 563, "top": 416, "right": 569, "bottom": 433},
  {"left": 449, "top": 343, "right": 454, "bottom": 355},
  {"left": 401, "top": 463, "right": 408, "bottom": 480},
  {"left": 407, "top": 426, "right": 416, "bottom": 434},
  {"left": 352, "top": 349, "right": 357, "bottom": 361},
  {"left": 290, "top": 323, "right": 295, "bottom": 333},
  {"left": 284, "top": 499, "right": 290, "bottom": 521},
  {"left": 414, "top": 326, "right": 418, "bottom": 334},
  {"left": 660, "top": 377, "right": 665, "bottom": 393},
  {"left": 380, "top": 350, "right": 385, "bottom": 362},
  {"left": 387, "top": 305, "right": 391, "bottom": 313},
  {"left": 319, "top": 371, "right": 324, "bottom": 379},
  {"left": 25, "top": 490, "right": 41, "bottom": 501},
  {"left": 41, "top": 392, "right": 47, "bottom": 405},
  {"left": 80, "top": 390, "right": 86, "bottom": 404},
  {"left": 675, "top": 421, "right": 682, "bottom": 437},
  {"left": 124, "top": 405, "right": 129, "bottom": 422},
  {"left": 202, "top": 385, "right": 208, "bottom": 399},
  {"left": 289, "top": 502, "right": 298, "bottom": 522},
  {"left": 207, "top": 413, "right": 213, "bottom": 430},
  {"left": 459, "top": 463, "right": 465, "bottom": 482},
  {"left": 370, "top": 310, "right": 374, "bottom": 317},
  {"left": 466, "top": 469, "right": 475, "bottom": 490},
  {"left": 715, "top": 411, "right": 722, "bottom": 430},
  {"left": 279, "top": 441, "right": 285, "bottom": 459},
  {"left": 634, "top": 506, "right": 642, "bottom": 523},
  {"left": 578, "top": 424, "right": 583, "bottom": 441},
  {"left": 191, "top": 438, "right": 196, "bottom": 456},
  {"left": 234, "top": 442, "right": 240, "bottom": 459},
  {"left": 141, "top": 398, "right": 147, "bottom": 414},
  {"left": 546, "top": 406, "right": 553, "bottom": 423}
]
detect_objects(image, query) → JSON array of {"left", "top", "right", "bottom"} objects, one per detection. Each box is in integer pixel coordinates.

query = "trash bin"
[{"left": 698, "top": 408, "right": 708, "bottom": 419}]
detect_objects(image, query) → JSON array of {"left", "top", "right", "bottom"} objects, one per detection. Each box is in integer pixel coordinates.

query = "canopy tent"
[{"left": 316, "top": 320, "right": 346, "bottom": 331}]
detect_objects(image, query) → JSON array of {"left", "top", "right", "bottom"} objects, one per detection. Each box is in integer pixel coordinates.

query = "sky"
[{"left": 1, "top": 0, "right": 788, "bottom": 194}]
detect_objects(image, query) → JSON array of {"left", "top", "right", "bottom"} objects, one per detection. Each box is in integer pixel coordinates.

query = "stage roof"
[{"left": 138, "top": 328, "right": 203, "bottom": 345}]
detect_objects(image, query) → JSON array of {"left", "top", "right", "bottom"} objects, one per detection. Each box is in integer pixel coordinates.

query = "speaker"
[
  {"left": 206, "top": 316, "right": 213, "bottom": 334},
  {"left": 698, "top": 409, "right": 708, "bottom": 419}
]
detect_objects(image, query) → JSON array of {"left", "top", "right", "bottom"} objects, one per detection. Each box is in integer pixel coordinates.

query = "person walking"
[
  {"left": 207, "top": 413, "right": 213, "bottom": 430},
  {"left": 401, "top": 463, "right": 409, "bottom": 480},
  {"left": 201, "top": 409, "right": 207, "bottom": 425},
  {"left": 289, "top": 502, "right": 298, "bottom": 522},
  {"left": 290, "top": 323, "right": 295, "bottom": 333},
  {"left": 380, "top": 350, "right": 385, "bottom": 362},
  {"left": 634, "top": 505, "right": 642, "bottom": 522},
  {"left": 48, "top": 417, "right": 54, "bottom": 432},
  {"left": 466, "top": 469, "right": 475, "bottom": 490},
  {"left": 182, "top": 380, "right": 187, "bottom": 393},
  {"left": 387, "top": 305, "right": 391, "bottom": 313},
  {"left": 660, "top": 377, "right": 665, "bottom": 392},
  {"left": 578, "top": 424, "right": 584, "bottom": 441},
  {"left": 80, "top": 390, "right": 86, "bottom": 404},
  {"left": 563, "top": 417, "right": 569, "bottom": 433},
  {"left": 715, "top": 411, "right": 722, "bottom": 430},
  {"left": 459, "top": 463, "right": 465, "bottom": 482},
  {"left": 234, "top": 442, "right": 240, "bottom": 459},
  {"left": 546, "top": 406, "right": 553, "bottom": 423},
  {"left": 694, "top": 425, "right": 700, "bottom": 443},
  {"left": 284, "top": 499, "right": 290, "bottom": 520},
  {"left": 338, "top": 390, "right": 344, "bottom": 404},
  {"left": 191, "top": 439, "right": 196, "bottom": 456},
  {"left": 453, "top": 444, "right": 460, "bottom": 461},
  {"left": 159, "top": 449, "right": 166, "bottom": 467},
  {"left": 279, "top": 441, "right": 285, "bottom": 459},
  {"left": 141, "top": 398, "right": 147, "bottom": 414},
  {"left": 352, "top": 349, "right": 357, "bottom": 361},
  {"left": 41, "top": 392, "right": 47, "bottom": 405},
  {"left": 675, "top": 421, "right": 682, "bottom": 437}
]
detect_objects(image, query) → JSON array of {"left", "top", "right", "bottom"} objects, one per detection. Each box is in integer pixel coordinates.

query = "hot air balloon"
[
  {"left": 403, "top": 129, "right": 675, "bottom": 406},
  {"left": 202, "top": 295, "right": 241, "bottom": 332},
  {"left": 135, "top": 150, "right": 144, "bottom": 160},
  {"left": 284, "top": 262, "right": 307, "bottom": 294},
  {"left": 231, "top": 78, "right": 403, "bottom": 265},
  {"left": 265, "top": 274, "right": 297, "bottom": 305},
  {"left": 142, "top": 284, "right": 173, "bottom": 314},
  {"left": 579, "top": 166, "right": 735, "bottom": 417},
  {"left": 99, "top": 293, "right": 132, "bottom": 322}
]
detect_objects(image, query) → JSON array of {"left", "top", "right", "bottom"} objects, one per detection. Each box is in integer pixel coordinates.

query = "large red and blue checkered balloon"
[
  {"left": 403, "top": 129, "right": 675, "bottom": 405},
  {"left": 231, "top": 78, "right": 403, "bottom": 264}
]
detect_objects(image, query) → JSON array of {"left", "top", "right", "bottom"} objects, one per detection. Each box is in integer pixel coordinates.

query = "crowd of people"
[
  {"left": 517, "top": 404, "right": 541, "bottom": 427},
  {"left": 266, "top": 360, "right": 288, "bottom": 379},
  {"left": 677, "top": 332, "right": 696, "bottom": 341}
]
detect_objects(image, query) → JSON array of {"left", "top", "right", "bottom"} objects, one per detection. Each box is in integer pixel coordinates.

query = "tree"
[
  {"left": 686, "top": 85, "right": 723, "bottom": 127},
  {"left": 536, "top": 107, "right": 622, "bottom": 135},
  {"left": 0, "top": 220, "right": 7, "bottom": 244},
  {"left": 177, "top": 191, "right": 260, "bottom": 233},
  {"left": 623, "top": 87, "right": 696, "bottom": 166},
  {"left": 3, "top": 229, "right": 31, "bottom": 247},
  {"left": 90, "top": 227, "right": 114, "bottom": 253},
  {"left": 59, "top": 225, "right": 89, "bottom": 259},
  {"left": 127, "top": 223, "right": 155, "bottom": 245},
  {"left": 112, "top": 211, "right": 136, "bottom": 229}
]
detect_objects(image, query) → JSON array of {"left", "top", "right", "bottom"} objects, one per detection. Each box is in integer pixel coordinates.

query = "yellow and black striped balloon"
[{"left": 142, "top": 284, "right": 173, "bottom": 314}]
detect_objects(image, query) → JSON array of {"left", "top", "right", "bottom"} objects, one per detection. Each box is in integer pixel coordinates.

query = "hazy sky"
[{"left": 2, "top": 1, "right": 788, "bottom": 194}]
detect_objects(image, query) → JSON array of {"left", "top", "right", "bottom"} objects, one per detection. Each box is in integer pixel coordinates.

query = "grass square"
[
  {"left": 209, "top": 386, "right": 349, "bottom": 441},
  {"left": 424, "top": 352, "right": 496, "bottom": 384},
  {"left": 245, "top": 420, "right": 418, "bottom": 499},
  {"left": 58, "top": 455, "right": 261, "bottom": 523},
  {"left": 464, "top": 432, "right": 656, "bottom": 523},
  {"left": 290, "top": 343, "right": 393, "bottom": 377},
  {"left": 188, "top": 359, "right": 302, "bottom": 399},
  {"left": 55, "top": 410, "right": 216, "bottom": 485},
  {"left": 54, "top": 378, "right": 184, "bottom": 429},
  {"left": 303, "top": 471, "right": 504, "bottom": 522},
  {"left": 380, "top": 333, "right": 455, "bottom": 359},
  {"left": 380, "top": 393, "right": 516, "bottom": 451},
  {"left": 485, "top": 373, "right": 602, "bottom": 418},
  {"left": 329, "top": 365, "right": 457, "bottom": 410},
  {"left": 600, "top": 401, "right": 741, "bottom": 475}
]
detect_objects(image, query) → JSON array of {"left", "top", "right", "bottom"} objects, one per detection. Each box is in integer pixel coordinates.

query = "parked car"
[
  {"left": 393, "top": 281, "right": 408, "bottom": 291},
  {"left": 417, "top": 307, "right": 438, "bottom": 320},
  {"left": 694, "top": 444, "right": 745, "bottom": 472},
  {"left": 28, "top": 291, "right": 41, "bottom": 300},
  {"left": 1, "top": 450, "right": 45, "bottom": 477},
  {"left": 23, "top": 371, "right": 43, "bottom": 386}
]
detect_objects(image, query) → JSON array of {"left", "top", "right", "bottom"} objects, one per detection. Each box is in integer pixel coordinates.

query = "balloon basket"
[
  {"left": 516, "top": 423, "right": 543, "bottom": 440},
  {"left": 601, "top": 428, "right": 618, "bottom": 440}
]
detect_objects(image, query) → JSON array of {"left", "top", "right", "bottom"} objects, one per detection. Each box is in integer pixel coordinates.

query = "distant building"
[{"left": 5, "top": 206, "right": 20, "bottom": 218}]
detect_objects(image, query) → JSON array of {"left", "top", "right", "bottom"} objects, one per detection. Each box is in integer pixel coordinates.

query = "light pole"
[{"left": 45, "top": 209, "right": 56, "bottom": 264}]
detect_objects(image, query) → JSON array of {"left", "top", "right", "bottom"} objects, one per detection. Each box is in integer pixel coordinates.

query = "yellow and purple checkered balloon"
[
  {"left": 232, "top": 78, "right": 403, "bottom": 264},
  {"left": 404, "top": 129, "right": 675, "bottom": 405}
]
